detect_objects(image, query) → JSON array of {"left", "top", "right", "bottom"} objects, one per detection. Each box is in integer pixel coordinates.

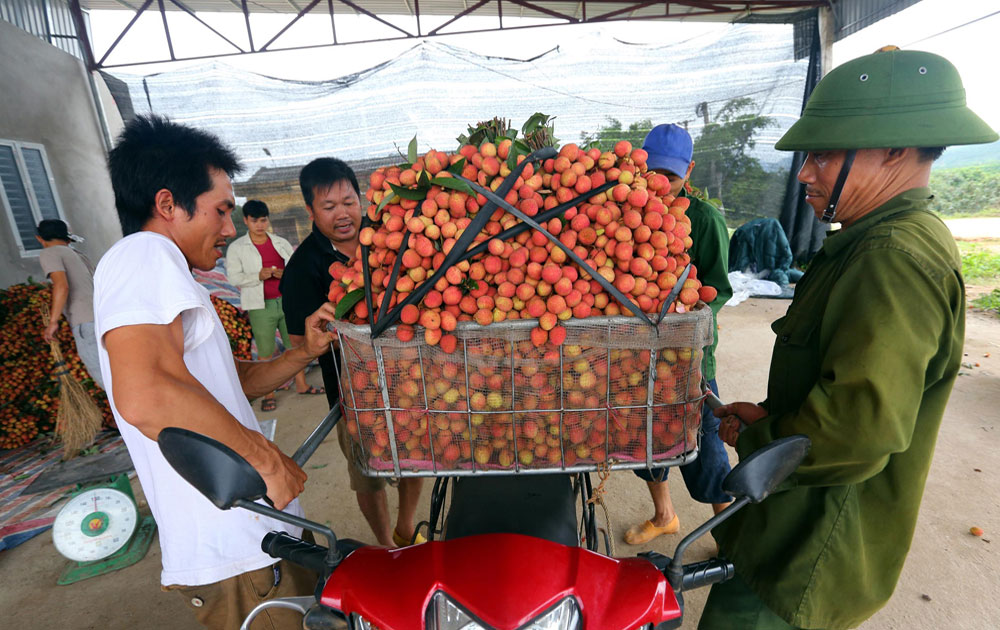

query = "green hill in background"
[
  {"left": 929, "top": 162, "right": 1000, "bottom": 217},
  {"left": 933, "top": 140, "right": 1000, "bottom": 170}
]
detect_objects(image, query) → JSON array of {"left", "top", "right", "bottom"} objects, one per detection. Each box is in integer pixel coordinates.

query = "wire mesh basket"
[{"left": 332, "top": 304, "right": 713, "bottom": 477}]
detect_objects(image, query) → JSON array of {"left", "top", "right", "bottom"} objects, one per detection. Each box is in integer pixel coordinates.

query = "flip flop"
[
  {"left": 261, "top": 397, "right": 277, "bottom": 412},
  {"left": 623, "top": 516, "right": 680, "bottom": 545},
  {"left": 296, "top": 385, "right": 325, "bottom": 395}
]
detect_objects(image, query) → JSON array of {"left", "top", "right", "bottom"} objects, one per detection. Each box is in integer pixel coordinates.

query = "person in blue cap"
[{"left": 624, "top": 123, "right": 734, "bottom": 545}]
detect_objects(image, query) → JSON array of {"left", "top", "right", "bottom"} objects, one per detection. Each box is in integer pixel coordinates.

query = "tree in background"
[
  {"left": 580, "top": 102, "right": 784, "bottom": 223},
  {"left": 580, "top": 118, "right": 654, "bottom": 152},
  {"left": 690, "top": 97, "right": 781, "bottom": 221}
]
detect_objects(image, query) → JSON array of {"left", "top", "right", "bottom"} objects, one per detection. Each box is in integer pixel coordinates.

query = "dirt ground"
[{"left": 1, "top": 299, "right": 997, "bottom": 629}]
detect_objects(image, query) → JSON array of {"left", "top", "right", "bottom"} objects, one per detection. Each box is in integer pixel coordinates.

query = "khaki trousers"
[{"left": 167, "top": 560, "right": 317, "bottom": 630}]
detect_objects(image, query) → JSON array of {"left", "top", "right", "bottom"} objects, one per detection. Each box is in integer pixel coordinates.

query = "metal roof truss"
[{"left": 72, "top": 0, "right": 829, "bottom": 70}]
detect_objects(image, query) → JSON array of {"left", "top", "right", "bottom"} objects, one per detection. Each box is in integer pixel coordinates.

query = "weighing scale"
[{"left": 51, "top": 474, "right": 156, "bottom": 585}]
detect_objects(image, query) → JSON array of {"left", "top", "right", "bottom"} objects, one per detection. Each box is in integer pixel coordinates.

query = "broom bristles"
[{"left": 41, "top": 305, "right": 102, "bottom": 459}]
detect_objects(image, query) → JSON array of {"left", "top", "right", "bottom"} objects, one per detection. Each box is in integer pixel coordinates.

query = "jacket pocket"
[{"left": 768, "top": 315, "right": 820, "bottom": 413}]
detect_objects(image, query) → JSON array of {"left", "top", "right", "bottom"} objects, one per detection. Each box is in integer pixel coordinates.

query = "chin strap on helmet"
[{"left": 821, "top": 149, "right": 856, "bottom": 223}]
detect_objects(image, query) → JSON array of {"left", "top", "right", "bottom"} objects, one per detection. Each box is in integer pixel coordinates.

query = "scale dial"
[{"left": 52, "top": 487, "right": 138, "bottom": 562}]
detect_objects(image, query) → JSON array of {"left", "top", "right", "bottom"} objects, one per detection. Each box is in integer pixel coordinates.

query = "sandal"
[
  {"left": 296, "top": 385, "right": 325, "bottom": 395},
  {"left": 623, "top": 515, "right": 680, "bottom": 545},
  {"left": 261, "top": 397, "right": 277, "bottom": 412},
  {"left": 392, "top": 528, "right": 428, "bottom": 547}
]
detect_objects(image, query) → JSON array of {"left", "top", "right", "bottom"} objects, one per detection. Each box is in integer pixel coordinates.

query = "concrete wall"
[{"left": 0, "top": 19, "right": 122, "bottom": 288}]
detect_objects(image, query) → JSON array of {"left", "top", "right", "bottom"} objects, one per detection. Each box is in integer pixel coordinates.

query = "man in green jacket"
[
  {"left": 624, "top": 123, "right": 734, "bottom": 545},
  {"left": 705, "top": 48, "right": 997, "bottom": 629}
]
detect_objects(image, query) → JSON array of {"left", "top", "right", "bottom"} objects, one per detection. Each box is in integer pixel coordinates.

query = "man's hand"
[
  {"left": 43, "top": 321, "right": 59, "bottom": 343},
  {"left": 250, "top": 432, "right": 307, "bottom": 509},
  {"left": 719, "top": 416, "right": 742, "bottom": 447},
  {"left": 258, "top": 267, "right": 274, "bottom": 281},
  {"left": 302, "top": 303, "right": 338, "bottom": 358},
  {"left": 272, "top": 268, "right": 283, "bottom": 279},
  {"left": 714, "top": 402, "right": 768, "bottom": 447}
]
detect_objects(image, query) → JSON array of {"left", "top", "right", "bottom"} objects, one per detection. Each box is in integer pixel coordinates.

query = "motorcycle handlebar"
[
  {"left": 262, "top": 532, "right": 331, "bottom": 576},
  {"left": 679, "top": 557, "right": 736, "bottom": 591}
]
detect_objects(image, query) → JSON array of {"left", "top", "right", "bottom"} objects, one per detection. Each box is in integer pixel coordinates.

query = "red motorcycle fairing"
[{"left": 320, "top": 532, "right": 681, "bottom": 630}]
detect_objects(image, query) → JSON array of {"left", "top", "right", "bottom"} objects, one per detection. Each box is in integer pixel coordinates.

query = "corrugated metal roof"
[{"left": 833, "top": 0, "right": 922, "bottom": 40}]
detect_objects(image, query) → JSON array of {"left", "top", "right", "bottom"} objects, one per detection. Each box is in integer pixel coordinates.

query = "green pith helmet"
[{"left": 776, "top": 48, "right": 998, "bottom": 151}]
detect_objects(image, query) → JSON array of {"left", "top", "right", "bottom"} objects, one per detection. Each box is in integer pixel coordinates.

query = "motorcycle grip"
[
  {"left": 680, "top": 557, "right": 736, "bottom": 591},
  {"left": 262, "top": 532, "right": 330, "bottom": 575}
]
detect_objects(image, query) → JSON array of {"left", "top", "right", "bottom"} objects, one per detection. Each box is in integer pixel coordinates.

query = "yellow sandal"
[
  {"left": 623, "top": 515, "right": 680, "bottom": 545},
  {"left": 392, "top": 528, "right": 428, "bottom": 547}
]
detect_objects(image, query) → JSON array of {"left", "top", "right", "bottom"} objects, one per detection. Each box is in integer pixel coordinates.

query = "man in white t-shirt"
[{"left": 96, "top": 115, "right": 338, "bottom": 630}]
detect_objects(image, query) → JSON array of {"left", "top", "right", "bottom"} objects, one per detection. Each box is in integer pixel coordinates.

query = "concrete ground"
[
  {"left": 1, "top": 300, "right": 998, "bottom": 629},
  {"left": 943, "top": 216, "right": 1000, "bottom": 240}
]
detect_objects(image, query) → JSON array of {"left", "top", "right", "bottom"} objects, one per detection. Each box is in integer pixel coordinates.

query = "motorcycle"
[{"left": 158, "top": 405, "right": 809, "bottom": 630}]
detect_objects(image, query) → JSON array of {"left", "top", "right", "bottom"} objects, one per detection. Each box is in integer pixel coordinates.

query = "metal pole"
[
  {"left": 67, "top": 0, "right": 97, "bottom": 71},
  {"left": 157, "top": 0, "right": 176, "bottom": 60},
  {"left": 241, "top": 0, "right": 255, "bottom": 51},
  {"left": 818, "top": 4, "right": 835, "bottom": 75},
  {"left": 327, "top": 0, "right": 337, "bottom": 44}
]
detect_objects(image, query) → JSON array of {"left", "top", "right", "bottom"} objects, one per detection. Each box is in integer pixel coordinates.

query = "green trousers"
[
  {"left": 247, "top": 297, "right": 292, "bottom": 358},
  {"left": 698, "top": 574, "right": 803, "bottom": 630}
]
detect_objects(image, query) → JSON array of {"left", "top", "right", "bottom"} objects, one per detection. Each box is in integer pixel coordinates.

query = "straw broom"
[{"left": 40, "top": 305, "right": 103, "bottom": 459}]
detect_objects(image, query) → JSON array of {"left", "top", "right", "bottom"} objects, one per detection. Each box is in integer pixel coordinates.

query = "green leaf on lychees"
[
  {"left": 376, "top": 191, "right": 397, "bottom": 213},
  {"left": 521, "top": 112, "right": 549, "bottom": 135},
  {"left": 407, "top": 135, "right": 418, "bottom": 165},
  {"left": 417, "top": 168, "right": 431, "bottom": 188},
  {"left": 431, "top": 176, "right": 473, "bottom": 195},
  {"left": 447, "top": 156, "right": 466, "bottom": 175},
  {"left": 461, "top": 278, "right": 479, "bottom": 294},
  {"left": 334, "top": 289, "right": 366, "bottom": 320},
  {"left": 388, "top": 182, "right": 428, "bottom": 201}
]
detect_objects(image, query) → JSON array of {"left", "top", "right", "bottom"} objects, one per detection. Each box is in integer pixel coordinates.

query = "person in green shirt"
[
  {"left": 704, "top": 48, "right": 998, "bottom": 629},
  {"left": 624, "top": 123, "right": 735, "bottom": 545}
]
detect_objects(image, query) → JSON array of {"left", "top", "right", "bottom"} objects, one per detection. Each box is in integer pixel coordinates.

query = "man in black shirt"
[{"left": 281, "top": 157, "right": 425, "bottom": 548}]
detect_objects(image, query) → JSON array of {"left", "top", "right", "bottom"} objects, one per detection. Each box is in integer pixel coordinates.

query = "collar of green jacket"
[{"left": 822, "top": 187, "right": 933, "bottom": 256}]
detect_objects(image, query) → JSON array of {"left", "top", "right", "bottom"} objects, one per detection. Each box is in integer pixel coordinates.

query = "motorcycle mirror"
[
  {"left": 158, "top": 427, "right": 267, "bottom": 509},
  {"left": 721, "top": 434, "right": 811, "bottom": 503},
  {"left": 666, "top": 435, "right": 811, "bottom": 591}
]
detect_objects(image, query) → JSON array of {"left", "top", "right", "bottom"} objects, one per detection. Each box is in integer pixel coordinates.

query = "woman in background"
[{"left": 225, "top": 200, "right": 321, "bottom": 411}]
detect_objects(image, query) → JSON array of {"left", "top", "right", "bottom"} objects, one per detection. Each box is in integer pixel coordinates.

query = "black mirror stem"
[
  {"left": 292, "top": 406, "right": 342, "bottom": 468},
  {"left": 235, "top": 498, "right": 343, "bottom": 569},
  {"left": 666, "top": 496, "right": 750, "bottom": 591}
]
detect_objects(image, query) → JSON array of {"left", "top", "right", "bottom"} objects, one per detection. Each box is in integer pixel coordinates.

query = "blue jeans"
[{"left": 633, "top": 379, "right": 732, "bottom": 504}]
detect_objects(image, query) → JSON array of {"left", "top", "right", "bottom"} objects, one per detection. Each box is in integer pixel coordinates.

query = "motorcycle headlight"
[
  {"left": 520, "top": 597, "right": 581, "bottom": 630},
  {"left": 425, "top": 592, "right": 582, "bottom": 630},
  {"left": 426, "top": 592, "right": 487, "bottom": 630}
]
